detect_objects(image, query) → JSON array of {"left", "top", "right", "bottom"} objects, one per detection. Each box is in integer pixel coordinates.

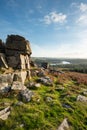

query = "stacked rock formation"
[
  {"left": 5, "top": 35, "right": 32, "bottom": 69},
  {"left": 0, "top": 35, "right": 32, "bottom": 70}
]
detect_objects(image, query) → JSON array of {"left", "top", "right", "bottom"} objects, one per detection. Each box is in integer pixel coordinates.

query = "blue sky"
[{"left": 0, "top": 0, "right": 87, "bottom": 58}]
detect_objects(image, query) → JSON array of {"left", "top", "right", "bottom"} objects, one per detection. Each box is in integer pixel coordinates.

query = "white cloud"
[
  {"left": 43, "top": 11, "right": 67, "bottom": 24},
  {"left": 76, "top": 14, "right": 87, "bottom": 26},
  {"left": 79, "top": 3, "right": 87, "bottom": 12}
]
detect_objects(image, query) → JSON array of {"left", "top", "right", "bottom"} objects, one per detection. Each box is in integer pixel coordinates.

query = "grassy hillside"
[{"left": 0, "top": 71, "right": 87, "bottom": 130}]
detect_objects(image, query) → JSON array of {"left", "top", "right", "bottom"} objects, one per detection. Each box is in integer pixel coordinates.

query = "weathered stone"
[
  {"left": 13, "top": 73, "right": 22, "bottom": 82},
  {"left": 57, "top": 118, "right": 69, "bottom": 130},
  {"left": 62, "top": 104, "right": 71, "bottom": 109},
  {"left": 6, "top": 55, "right": 21, "bottom": 68},
  {"left": 19, "top": 124, "right": 24, "bottom": 128},
  {"left": 0, "top": 35, "right": 32, "bottom": 76},
  {"left": 0, "top": 35, "right": 32, "bottom": 80},
  {"left": 83, "top": 91, "right": 87, "bottom": 95},
  {"left": 13, "top": 71, "right": 27, "bottom": 84},
  {"left": 27, "top": 82, "right": 41, "bottom": 89},
  {"left": 19, "top": 88, "right": 33, "bottom": 102},
  {"left": 0, "top": 106, "right": 11, "bottom": 120},
  {"left": 11, "top": 81, "right": 26, "bottom": 90},
  {"left": 35, "top": 83, "right": 41, "bottom": 88},
  {"left": 38, "top": 76, "right": 53, "bottom": 86},
  {"left": 6, "top": 54, "right": 31, "bottom": 70},
  {"left": 6, "top": 35, "right": 32, "bottom": 55},
  {"left": 27, "top": 82, "right": 35, "bottom": 88},
  {"left": 0, "top": 53, "right": 8, "bottom": 68},
  {"left": 77, "top": 95, "right": 87, "bottom": 102},
  {"left": 37, "top": 69, "right": 46, "bottom": 77},
  {"left": 46, "top": 97, "right": 53, "bottom": 102},
  {"left": 0, "top": 74, "right": 13, "bottom": 85},
  {"left": 15, "top": 101, "right": 24, "bottom": 106},
  {"left": 0, "top": 83, "right": 11, "bottom": 93}
]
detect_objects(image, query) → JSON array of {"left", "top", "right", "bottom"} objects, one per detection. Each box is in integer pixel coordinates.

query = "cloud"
[
  {"left": 79, "top": 3, "right": 87, "bottom": 12},
  {"left": 43, "top": 11, "right": 67, "bottom": 24},
  {"left": 76, "top": 14, "right": 87, "bottom": 26},
  {"left": 75, "top": 3, "right": 87, "bottom": 26}
]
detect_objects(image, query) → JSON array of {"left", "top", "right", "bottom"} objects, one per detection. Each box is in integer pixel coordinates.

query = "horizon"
[
  {"left": 31, "top": 56, "right": 87, "bottom": 60},
  {"left": 0, "top": 0, "right": 87, "bottom": 58}
]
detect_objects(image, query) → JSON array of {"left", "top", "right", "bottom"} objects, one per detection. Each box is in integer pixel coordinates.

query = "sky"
[{"left": 0, "top": 0, "right": 87, "bottom": 58}]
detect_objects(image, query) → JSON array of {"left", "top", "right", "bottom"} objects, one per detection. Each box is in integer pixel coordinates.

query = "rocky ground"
[{"left": 0, "top": 68, "right": 87, "bottom": 130}]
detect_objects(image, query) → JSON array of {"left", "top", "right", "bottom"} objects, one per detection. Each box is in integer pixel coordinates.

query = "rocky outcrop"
[
  {"left": 0, "top": 34, "right": 32, "bottom": 87},
  {"left": 5, "top": 35, "right": 32, "bottom": 70},
  {"left": 5, "top": 35, "right": 31, "bottom": 55},
  {"left": 0, "top": 35, "right": 32, "bottom": 71}
]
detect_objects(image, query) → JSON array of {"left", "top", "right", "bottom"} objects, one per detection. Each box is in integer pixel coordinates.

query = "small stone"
[
  {"left": 38, "top": 76, "right": 53, "bottom": 86},
  {"left": 35, "top": 83, "right": 41, "bottom": 88},
  {"left": 15, "top": 101, "right": 24, "bottom": 106},
  {"left": 77, "top": 95, "right": 87, "bottom": 102},
  {"left": 19, "top": 88, "right": 33, "bottom": 103},
  {"left": 20, "top": 124, "right": 24, "bottom": 128},
  {"left": 46, "top": 97, "right": 53, "bottom": 102},
  {"left": 28, "top": 82, "right": 35, "bottom": 88},
  {"left": 62, "top": 104, "right": 71, "bottom": 109},
  {"left": 57, "top": 118, "right": 69, "bottom": 130},
  {"left": 0, "top": 106, "right": 11, "bottom": 120},
  {"left": 83, "top": 91, "right": 87, "bottom": 96}
]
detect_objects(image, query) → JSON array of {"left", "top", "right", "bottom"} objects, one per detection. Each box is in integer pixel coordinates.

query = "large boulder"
[
  {"left": 5, "top": 35, "right": 32, "bottom": 55},
  {"left": 0, "top": 83, "right": 11, "bottom": 93},
  {"left": 0, "top": 74, "right": 13, "bottom": 85}
]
